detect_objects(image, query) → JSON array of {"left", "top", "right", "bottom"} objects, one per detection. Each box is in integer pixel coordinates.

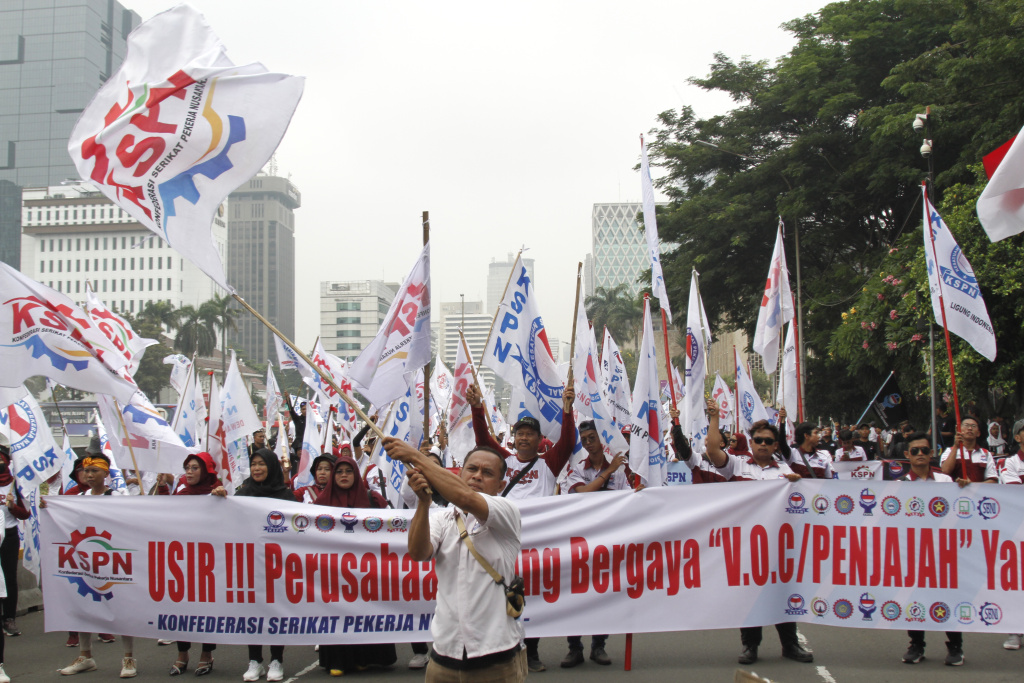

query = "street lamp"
[{"left": 913, "top": 107, "right": 938, "bottom": 454}]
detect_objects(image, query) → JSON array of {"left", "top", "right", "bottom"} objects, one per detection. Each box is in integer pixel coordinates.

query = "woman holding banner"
[
  {"left": 314, "top": 456, "right": 395, "bottom": 676},
  {"left": 169, "top": 453, "right": 222, "bottom": 676},
  {"left": 220, "top": 449, "right": 295, "bottom": 682},
  {"left": 293, "top": 453, "right": 335, "bottom": 503}
]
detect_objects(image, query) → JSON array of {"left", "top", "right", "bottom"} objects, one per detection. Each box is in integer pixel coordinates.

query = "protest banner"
[{"left": 42, "top": 479, "right": 1022, "bottom": 643}]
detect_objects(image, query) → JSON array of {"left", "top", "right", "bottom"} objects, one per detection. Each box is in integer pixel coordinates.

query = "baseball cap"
[
  {"left": 513, "top": 416, "right": 541, "bottom": 434},
  {"left": 1013, "top": 419, "right": 1024, "bottom": 436}
]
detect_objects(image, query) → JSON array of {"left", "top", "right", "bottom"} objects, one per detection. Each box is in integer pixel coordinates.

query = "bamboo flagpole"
[
  {"left": 231, "top": 293, "right": 387, "bottom": 442},
  {"left": 422, "top": 211, "right": 432, "bottom": 444},
  {"left": 567, "top": 262, "right": 583, "bottom": 388},
  {"left": 661, "top": 308, "right": 678, "bottom": 424},
  {"left": 49, "top": 382, "right": 70, "bottom": 438},
  {"left": 477, "top": 249, "right": 523, "bottom": 375},
  {"left": 733, "top": 346, "right": 740, "bottom": 434},
  {"left": 460, "top": 329, "right": 496, "bottom": 439},
  {"left": 111, "top": 398, "right": 145, "bottom": 495}
]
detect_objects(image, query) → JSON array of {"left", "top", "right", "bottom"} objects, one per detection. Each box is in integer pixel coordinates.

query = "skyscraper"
[
  {"left": 591, "top": 202, "right": 647, "bottom": 296},
  {"left": 487, "top": 252, "right": 536, "bottom": 314},
  {"left": 320, "top": 280, "right": 398, "bottom": 363},
  {"left": 438, "top": 299, "right": 495, "bottom": 390},
  {"left": 227, "top": 174, "right": 300, "bottom": 364}
]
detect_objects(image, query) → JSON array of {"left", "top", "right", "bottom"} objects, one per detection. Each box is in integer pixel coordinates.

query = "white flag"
[
  {"left": 60, "top": 433, "right": 78, "bottom": 493},
  {"left": 94, "top": 413, "right": 129, "bottom": 494},
  {"left": 447, "top": 333, "right": 477, "bottom": 467},
  {"left": 573, "top": 288, "right": 628, "bottom": 458},
  {"left": 171, "top": 365, "right": 201, "bottom": 449},
  {"left": 295, "top": 412, "right": 321, "bottom": 491},
  {"left": 777, "top": 322, "right": 799, "bottom": 416},
  {"left": 275, "top": 335, "right": 311, "bottom": 377},
  {"left": 711, "top": 373, "right": 734, "bottom": 427},
  {"left": 264, "top": 364, "right": 283, "bottom": 437},
  {"left": 923, "top": 188, "right": 997, "bottom": 361},
  {"left": 600, "top": 328, "right": 632, "bottom": 429},
  {"left": 375, "top": 378, "right": 418, "bottom": 508},
  {"left": 0, "top": 392, "right": 64, "bottom": 488},
  {"left": 482, "top": 252, "right": 564, "bottom": 441},
  {"left": 350, "top": 243, "right": 431, "bottom": 406},
  {"left": 429, "top": 356, "right": 454, "bottom": 415},
  {"left": 163, "top": 354, "right": 192, "bottom": 396},
  {"left": 735, "top": 349, "right": 769, "bottom": 432},
  {"left": 752, "top": 221, "right": 795, "bottom": 374},
  {"left": 206, "top": 376, "right": 233, "bottom": 494},
  {"left": 85, "top": 286, "right": 156, "bottom": 377},
  {"left": 683, "top": 270, "right": 711, "bottom": 435},
  {"left": 220, "top": 351, "right": 263, "bottom": 442},
  {"left": 97, "top": 391, "right": 194, "bottom": 475},
  {"left": 17, "top": 484, "right": 42, "bottom": 582},
  {"left": 977, "top": 127, "right": 1024, "bottom": 241},
  {"left": 628, "top": 298, "right": 666, "bottom": 487},
  {"left": 640, "top": 135, "right": 671, "bottom": 322},
  {"left": 68, "top": 4, "right": 304, "bottom": 291},
  {"left": 0, "top": 263, "right": 138, "bottom": 402}
]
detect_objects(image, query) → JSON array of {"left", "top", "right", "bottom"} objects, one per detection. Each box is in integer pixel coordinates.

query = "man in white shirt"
[
  {"left": 939, "top": 416, "right": 997, "bottom": 483},
  {"left": 784, "top": 422, "right": 835, "bottom": 479},
  {"left": 834, "top": 429, "right": 868, "bottom": 462},
  {"left": 384, "top": 438, "right": 526, "bottom": 682}
]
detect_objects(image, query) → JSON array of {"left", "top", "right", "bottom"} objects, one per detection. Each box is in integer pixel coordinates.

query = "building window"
[
  {"left": 76, "top": 260, "right": 80, "bottom": 272},
  {"left": 336, "top": 330, "right": 360, "bottom": 337},
  {"left": 121, "top": 237, "right": 126, "bottom": 249},
  {"left": 336, "top": 302, "right": 361, "bottom": 311},
  {"left": 121, "top": 258, "right": 126, "bottom": 270},
  {"left": 102, "top": 280, "right": 107, "bottom": 292},
  {"left": 157, "top": 258, "right": 162, "bottom": 270},
  {"left": 40, "top": 241, "right": 45, "bottom": 253},
  {"left": 75, "top": 281, "right": 80, "bottom": 293},
  {"left": 148, "top": 257, "right": 152, "bottom": 269},
  {"left": 157, "top": 278, "right": 162, "bottom": 291},
  {"left": 40, "top": 261, "right": 44, "bottom": 272},
  {"left": 130, "top": 236, "right": 135, "bottom": 247},
  {"left": 85, "top": 238, "right": 89, "bottom": 251},
  {"left": 121, "top": 279, "right": 126, "bottom": 291},
  {"left": 336, "top": 317, "right": 360, "bottom": 324},
  {"left": 58, "top": 239, "right": 62, "bottom": 252},
  {"left": 58, "top": 261, "right": 62, "bottom": 273},
  {"left": 337, "top": 343, "right": 361, "bottom": 350},
  {"left": 84, "top": 260, "right": 89, "bottom": 272},
  {"left": 103, "top": 259, "right": 107, "bottom": 271},
  {"left": 130, "top": 279, "right": 134, "bottom": 292},
  {"left": 378, "top": 301, "right": 390, "bottom": 314},
  {"left": 103, "top": 237, "right": 108, "bottom": 249},
  {"left": 149, "top": 278, "right": 153, "bottom": 291},
  {"left": 76, "top": 238, "right": 81, "bottom": 250},
  {"left": 167, "top": 278, "right": 172, "bottom": 291}
]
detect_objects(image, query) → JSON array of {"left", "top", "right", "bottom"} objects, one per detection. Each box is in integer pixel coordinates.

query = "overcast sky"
[{"left": 128, "top": 0, "right": 827, "bottom": 353}]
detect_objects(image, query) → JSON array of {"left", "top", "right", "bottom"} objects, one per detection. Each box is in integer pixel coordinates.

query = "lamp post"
[{"left": 913, "top": 109, "right": 939, "bottom": 456}]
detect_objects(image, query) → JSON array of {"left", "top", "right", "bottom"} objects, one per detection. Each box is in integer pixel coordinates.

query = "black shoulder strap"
[{"left": 502, "top": 457, "right": 537, "bottom": 497}]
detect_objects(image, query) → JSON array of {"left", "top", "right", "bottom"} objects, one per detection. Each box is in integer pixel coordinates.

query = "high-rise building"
[
  {"left": 0, "top": 180, "right": 20, "bottom": 268},
  {"left": 19, "top": 183, "right": 225, "bottom": 313},
  {"left": 487, "top": 253, "right": 536, "bottom": 314},
  {"left": 320, "top": 280, "right": 398, "bottom": 363},
  {"left": 227, "top": 174, "right": 300, "bottom": 364},
  {"left": 591, "top": 202, "right": 647, "bottom": 296},
  {"left": 0, "top": 1, "right": 140, "bottom": 188},
  {"left": 438, "top": 299, "right": 494, "bottom": 390}
]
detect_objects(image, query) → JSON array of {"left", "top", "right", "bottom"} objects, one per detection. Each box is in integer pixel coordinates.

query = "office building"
[
  {"left": 19, "top": 183, "right": 226, "bottom": 312},
  {"left": 591, "top": 202, "right": 648, "bottom": 296},
  {"left": 320, "top": 280, "right": 398, "bottom": 363},
  {"left": 439, "top": 300, "right": 494, "bottom": 390},
  {"left": 227, "top": 174, "right": 300, "bottom": 364},
  {"left": 487, "top": 252, "right": 536, "bottom": 314}
]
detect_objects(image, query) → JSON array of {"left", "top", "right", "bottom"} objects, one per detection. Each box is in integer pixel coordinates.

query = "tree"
[
  {"left": 138, "top": 300, "right": 181, "bottom": 336},
  {"left": 175, "top": 305, "right": 216, "bottom": 358},
  {"left": 585, "top": 284, "right": 644, "bottom": 350},
  {"left": 200, "top": 294, "right": 240, "bottom": 382},
  {"left": 121, "top": 311, "right": 174, "bottom": 399}
]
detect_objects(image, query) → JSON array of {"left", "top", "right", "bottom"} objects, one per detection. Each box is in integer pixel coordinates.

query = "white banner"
[
  {"left": 41, "top": 480, "right": 1024, "bottom": 642},
  {"left": 833, "top": 460, "right": 885, "bottom": 480}
]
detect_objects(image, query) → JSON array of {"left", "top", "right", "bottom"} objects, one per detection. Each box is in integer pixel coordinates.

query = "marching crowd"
[{"left": 2, "top": 389, "right": 1024, "bottom": 682}]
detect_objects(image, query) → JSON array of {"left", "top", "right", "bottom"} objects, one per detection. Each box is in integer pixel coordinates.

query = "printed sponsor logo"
[
  {"left": 339, "top": 512, "right": 359, "bottom": 532},
  {"left": 811, "top": 597, "right": 829, "bottom": 617},
  {"left": 881, "top": 601, "right": 901, "bottom": 621},
  {"left": 785, "top": 594, "right": 807, "bottom": 616},
  {"left": 881, "top": 496, "right": 901, "bottom": 516},
  {"left": 979, "top": 602, "right": 1002, "bottom": 627},
  {"left": 387, "top": 517, "right": 409, "bottom": 533},
  {"left": 954, "top": 497, "right": 973, "bottom": 519},
  {"left": 978, "top": 497, "right": 1000, "bottom": 520},
  {"left": 786, "top": 492, "right": 809, "bottom": 514},
  {"left": 858, "top": 593, "right": 876, "bottom": 621},
  {"left": 54, "top": 527, "right": 135, "bottom": 601},
  {"left": 314, "top": 515, "right": 335, "bottom": 533},
  {"left": 888, "top": 461, "right": 906, "bottom": 478},
  {"left": 363, "top": 517, "right": 384, "bottom": 532},
  {"left": 955, "top": 602, "right": 975, "bottom": 626},
  {"left": 833, "top": 599, "right": 854, "bottom": 619},
  {"left": 264, "top": 511, "right": 287, "bottom": 533},
  {"left": 905, "top": 496, "right": 925, "bottom": 517},
  {"left": 859, "top": 488, "right": 877, "bottom": 515},
  {"left": 834, "top": 495, "right": 855, "bottom": 515},
  {"left": 811, "top": 494, "right": 830, "bottom": 514},
  {"left": 905, "top": 601, "right": 926, "bottom": 623},
  {"left": 928, "top": 496, "right": 949, "bottom": 518},
  {"left": 291, "top": 514, "right": 311, "bottom": 532},
  {"left": 929, "top": 601, "right": 950, "bottom": 624}
]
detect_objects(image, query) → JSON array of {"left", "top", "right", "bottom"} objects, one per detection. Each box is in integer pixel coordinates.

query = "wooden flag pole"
[
  {"left": 567, "top": 262, "right": 583, "bottom": 388},
  {"left": 422, "top": 211, "right": 432, "bottom": 444},
  {"left": 733, "top": 346, "right": 740, "bottom": 434},
  {"left": 460, "top": 329, "right": 496, "bottom": 439},
  {"left": 477, "top": 250, "right": 523, "bottom": 375},
  {"left": 111, "top": 399, "right": 145, "bottom": 495},
  {"left": 205, "top": 370, "right": 215, "bottom": 445},
  {"left": 232, "top": 293, "right": 387, "bottom": 442},
  {"left": 50, "top": 385, "right": 70, "bottom": 438},
  {"left": 661, "top": 308, "right": 678, "bottom": 424}
]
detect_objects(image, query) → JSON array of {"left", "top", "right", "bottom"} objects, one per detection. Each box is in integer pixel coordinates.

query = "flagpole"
[
  {"left": 791, "top": 295, "right": 805, "bottom": 422},
  {"left": 733, "top": 346, "right": 740, "bottom": 434},
  {"left": 50, "top": 385, "right": 70, "bottom": 439},
  {"left": 661, "top": 309, "right": 678, "bottom": 424},
  {"left": 205, "top": 370, "right": 215, "bottom": 445},
  {"left": 854, "top": 370, "right": 896, "bottom": 426},
  {"left": 111, "top": 399, "right": 145, "bottom": 495},
  {"left": 567, "top": 262, "right": 583, "bottom": 389},
  {"left": 421, "top": 211, "right": 432, "bottom": 444},
  {"left": 922, "top": 185, "right": 970, "bottom": 480},
  {"left": 460, "top": 329, "right": 497, "bottom": 439},
  {"left": 477, "top": 250, "right": 523, "bottom": 375},
  {"left": 232, "top": 293, "right": 387, "bottom": 442}
]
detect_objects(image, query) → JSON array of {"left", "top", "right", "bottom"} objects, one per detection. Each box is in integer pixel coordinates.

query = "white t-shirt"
[
  {"left": 716, "top": 453, "right": 795, "bottom": 481},
  {"left": 833, "top": 445, "right": 868, "bottom": 462},
  {"left": 996, "top": 453, "right": 1023, "bottom": 485},
  {"left": 503, "top": 456, "right": 559, "bottom": 500},
  {"left": 562, "top": 458, "right": 629, "bottom": 493},
  {"left": 428, "top": 495, "right": 523, "bottom": 659},
  {"left": 784, "top": 448, "right": 835, "bottom": 479},
  {"left": 939, "top": 446, "right": 994, "bottom": 480}
]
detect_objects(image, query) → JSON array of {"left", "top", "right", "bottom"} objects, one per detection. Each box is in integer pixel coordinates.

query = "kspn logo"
[{"left": 54, "top": 527, "right": 135, "bottom": 601}]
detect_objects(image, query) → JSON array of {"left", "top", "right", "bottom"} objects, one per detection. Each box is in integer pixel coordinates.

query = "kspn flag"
[
  {"left": 777, "top": 322, "right": 798, "bottom": 417},
  {"left": 264, "top": 365, "right": 283, "bottom": 435},
  {"left": 711, "top": 373, "right": 734, "bottom": 426},
  {"left": 923, "top": 188, "right": 997, "bottom": 361},
  {"left": 429, "top": 357, "right": 454, "bottom": 414},
  {"left": 628, "top": 298, "right": 666, "bottom": 487},
  {"left": 0, "top": 263, "right": 137, "bottom": 403},
  {"left": 752, "top": 221, "right": 794, "bottom": 374},
  {"left": 870, "top": 374, "right": 909, "bottom": 429},
  {"left": 68, "top": 4, "right": 304, "bottom": 291},
  {"left": 163, "top": 354, "right": 192, "bottom": 396},
  {"left": 0, "top": 391, "right": 65, "bottom": 488},
  {"left": 601, "top": 328, "right": 631, "bottom": 429},
  {"left": 977, "top": 124, "right": 1024, "bottom": 241},
  {"left": 220, "top": 351, "right": 262, "bottom": 442},
  {"left": 573, "top": 287, "right": 628, "bottom": 458},
  {"left": 483, "top": 252, "right": 564, "bottom": 441},
  {"left": 86, "top": 286, "right": 156, "bottom": 377},
  {"left": 350, "top": 243, "right": 431, "bottom": 407},
  {"left": 97, "top": 391, "right": 195, "bottom": 474},
  {"left": 735, "top": 349, "right": 768, "bottom": 432},
  {"left": 275, "top": 335, "right": 311, "bottom": 377},
  {"left": 446, "top": 332, "right": 476, "bottom": 466},
  {"left": 640, "top": 135, "right": 671, "bottom": 322},
  {"left": 684, "top": 270, "right": 710, "bottom": 437}
]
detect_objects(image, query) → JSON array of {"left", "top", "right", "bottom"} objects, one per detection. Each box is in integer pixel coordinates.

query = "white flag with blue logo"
[
  {"left": 601, "top": 328, "right": 632, "bottom": 430},
  {"left": 684, "top": 270, "right": 711, "bottom": 438},
  {"left": 16, "top": 484, "right": 41, "bottom": 581},
  {"left": 163, "top": 354, "right": 192, "bottom": 396},
  {"left": 94, "top": 414, "right": 128, "bottom": 494},
  {"left": 752, "top": 221, "right": 794, "bottom": 374},
  {"left": 628, "top": 298, "right": 666, "bottom": 486},
  {"left": 640, "top": 135, "right": 672, "bottom": 322},
  {"left": 777, "top": 322, "right": 799, "bottom": 416},
  {"left": 275, "top": 335, "right": 312, "bottom": 377},
  {"left": 220, "top": 351, "right": 263, "bottom": 443},
  {"left": 172, "top": 365, "right": 201, "bottom": 448},
  {"left": 67, "top": 4, "right": 304, "bottom": 291},
  {"left": 483, "top": 252, "right": 564, "bottom": 441},
  {"left": 97, "top": 391, "right": 195, "bottom": 475},
  {"left": 0, "top": 391, "right": 64, "bottom": 489},
  {"left": 735, "top": 349, "right": 769, "bottom": 432},
  {"left": 574, "top": 288, "right": 628, "bottom": 458},
  {"left": 60, "top": 432, "right": 78, "bottom": 493},
  {"left": 923, "top": 188, "right": 997, "bottom": 362}
]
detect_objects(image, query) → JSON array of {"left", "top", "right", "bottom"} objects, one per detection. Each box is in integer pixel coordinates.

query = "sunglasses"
[
  {"left": 752, "top": 436, "right": 776, "bottom": 445},
  {"left": 909, "top": 446, "right": 931, "bottom": 456}
]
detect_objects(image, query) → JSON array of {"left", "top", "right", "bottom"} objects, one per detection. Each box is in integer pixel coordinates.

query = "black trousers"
[
  {"left": 567, "top": 635, "right": 607, "bottom": 650},
  {"left": 248, "top": 645, "right": 284, "bottom": 663},
  {"left": 177, "top": 642, "right": 217, "bottom": 654},
  {"left": 0, "top": 527, "right": 18, "bottom": 619},
  {"left": 740, "top": 622, "right": 798, "bottom": 648},
  {"left": 908, "top": 631, "right": 962, "bottom": 648}
]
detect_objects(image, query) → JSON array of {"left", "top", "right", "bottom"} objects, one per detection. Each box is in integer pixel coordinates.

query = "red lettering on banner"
[
  {"left": 832, "top": 525, "right": 847, "bottom": 586},
  {"left": 721, "top": 527, "right": 741, "bottom": 586},
  {"left": 570, "top": 537, "right": 589, "bottom": 594},
  {"left": 883, "top": 527, "right": 902, "bottom": 587},
  {"left": 778, "top": 524, "right": 794, "bottom": 583},
  {"left": 812, "top": 525, "right": 830, "bottom": 583},
  {"left": 265, "top": 544, "right": 282, "bottom": 603},
  {"left": 681, "top": 539, "right": 699, "bottom": 590},
  {"left": 401, "top": 555, "right": 420, "bottom": 601},
  {"left": 285, "top": 554, "right": 302, "bottom": 603},
  {"left": 918, "top": 529, "right": 937, "bottom": 588},
  {"left": 341, "top": 553, "right": 358, "bottom": 602},
  {"left": 1002, "top": 541, "right": 1019, "bottom": 591},
  {"left": 750, "top": 526, "right": 769, "bottom": 586},
  {"left": 645, "top": 543, "right": 663, "bottom": 591},
  {"left": 593, "top": 544, "right": 609, "bottom": 593},
  {"left": 148, "top": 542, "right": 164, "bottom": 601},
  {"left": 541, "top": 548, "right": 560, "bottom": 603},
  {"left": 168, "top": 541, "right": 184, "bottom": 602},
  {"left": 360, "top": 553, "right": 379, "bottom": 601},
  {"left": 626, "top": 544, "right": 643, "bottom": 599},
  {"left": 904, "top": 528, "right": 916, "bottom": 586},
  {"left": 982, "top": 530, "right": 1000, "bottom": 590},
  {"left": 381, "top": 544, "right": 400, "bottom": 601},
  {"left": 939, "top": 529, "right": 958, "bottom": 589},
  {"left": 849, "top": 527, "right": 867, "bottom": 585},
  {"left": 321, "top": 554, "right": 339, "bottom": 602}
]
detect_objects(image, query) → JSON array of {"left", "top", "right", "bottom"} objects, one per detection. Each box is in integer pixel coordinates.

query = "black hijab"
[{"left": 235, "top": 449, "right": 294, "bottom": 500}]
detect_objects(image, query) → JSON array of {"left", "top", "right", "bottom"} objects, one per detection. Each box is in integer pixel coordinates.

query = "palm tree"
[
  {"left": 174, "top": 305, "right": 216, "bottom": 357},
  {"left": 199, "top": 293, "right": 239, "bottom": 381},
  {"left": 586, "top": 284, "right": 643, "bottom": 350},
  {"left": 138, "top": 300, "right": 181, "bottom": 336}
]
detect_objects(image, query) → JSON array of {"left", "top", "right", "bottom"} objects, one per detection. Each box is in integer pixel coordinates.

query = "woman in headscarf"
[
  {"left": 218, "top": 449, "right": 294, "bottom": 683},
  {"left": 315, "top": 457, "right": 394, "bottom": 676},
  {"left": 170, "top": 453, "right": 221, "bottom": 676},
  {"left": 293, "top": 453, "right": 335, "bottom": 504}
]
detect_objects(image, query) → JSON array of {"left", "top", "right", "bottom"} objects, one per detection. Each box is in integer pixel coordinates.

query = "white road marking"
[
  {"left": 816, "top": 665, "right": 838, "bottom": 683},
  {"left": 281, "top": 659, "right": 319, "bottom": 683}
]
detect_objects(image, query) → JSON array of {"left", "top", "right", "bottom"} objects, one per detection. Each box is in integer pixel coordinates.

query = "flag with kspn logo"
[
  {"left": 640, "top": 135, "right": 671, "bottom": 322},
  {"left": 220, "top": 351, "right": 262, "bottom": 442},
  {"left": 275, "top": 335, "right": 311, "bottom": 377},
  {"left": 447, "top": 332, "right": 477, "bottom": 466},
  {"left": 67, "top": 4, "right": 304, "bottom": 291},
  {"left": 86, "top": 285, "right": 156, "bottom": 376},
  {"left": 628, "top": 297, "right": 666, "bottom": 487},
  {"left": 163, "top": 354, "right": 192, "bottom": 396},
  {"left": 601, "top": 328, "right": 631, "bottom": 429},
  {"left": 0, "top": 391, "right": 65, "bottom": 489},
  {"left": 97, "top": 391, "right": 195, "bottom": 474},
  {"left": 735, "top": 349, "right": 768, "bottom": 432},
  {"left": 684, "top": 270, "right": 711, "bottom": 445},
  {"left": 752, "top": 221, "right": 794, "bottom": 374},
  {"left": 923, "top": 187, "right": 997, "bottom": 362},
  {"left": 711, "top": 373, "right": 734, "bottom": 426},
  {"left": 0, "top": 264, "right": 138, "bottom": 403},
  {"left": 483, "top": 252, "right": 564, "bottom": 441},
  {"left": 573, "top": 287, "right": 628, "bottom": 458},
  {"left": 350, "top": 243, "right": 431, "bottom": 407}
]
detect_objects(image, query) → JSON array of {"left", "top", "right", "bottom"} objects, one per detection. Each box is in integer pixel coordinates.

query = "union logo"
[
  {"left": 978, "top": 497, "right": 1000, "bottom": 520},
  {"left": 834, "top": 495, "right": 855, "bottom": 515},
  {"left": 785, "top": 594, "right": 807, "bottom": 616},
  {"left": 314, "top": 515, "right": 335, "bottom": 533},
  {"left": 905, "top": 496, "right": 925, "bottom": 517},
  {"left": 881, "top": 496, "right": 901, "bottom": 516},
  {"left": 54, "top": 527, "right": 134, "bottom": 601},
  {"left": 811, "top": 494, "right": 830, "bottom": 514},
  {"left": 339, "top": 512, "right": 359, "bottom": 533},
  {"left": 905, "top": 601, "right": 926, "bottom": 623},
  {"left": 929, "top": 601, "right": 950, "bottom": 623},
  {"left": 833, "top": 599, "right": 853, "bottom": 619},
  {"left": 291, "top": 514, "right": 311, "bottom": 532},
  {"left": 928, "top": 496, "right": 949, "bottom": 518},
  {"left": 264, "top": 511, "right": 287, "bottom": 533},
  {"left": 363, "top": 517, "right": 384, "bottom": 532},
  {"left": 810, "top": 597, "right": 829, "bottom": 617},
  {"left": 979, "top": 602, "right": 1002, "bottom": 626},
  {"left": 881, "top": 601, "right": 901, "bottom": 621}
]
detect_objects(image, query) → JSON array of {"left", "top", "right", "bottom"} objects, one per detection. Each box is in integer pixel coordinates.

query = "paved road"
[{"left": 6, "top": 609, "right": 1022, "bottom": 682}]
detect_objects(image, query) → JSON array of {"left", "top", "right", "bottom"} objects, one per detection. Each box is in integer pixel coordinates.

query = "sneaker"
[
  {"left": 1004, "top": 634, "right": 1023, "bottom": 650},
  {"left": 2, "top": 619, "right": 20, "bottom": 637},
  {"left": 589, "top": 646, "right": 611, "bottom": 666},
  {"left": 560, "top": 649, "right": 584, "bottom": 668},
  {"left": 527, "top": 654, "right": 546, "bottom": 672},
  {"left": 902, "top": 643, "right": 925, "bottom": 664},
  {"left": 266, "top": 661, "right": 283, "bottom": 683},
  {"left": 157, "top": 639, "right": 175, "bottom": 646},
  {"left": 60, "top": 657, "right": 98, "bottom": 675},
  {"left": 120, "top": 658, "right": 137, "bottom": 678},
  {"left": 944, "top": 644, "right": 964, "bottom": 666},
  {"left": 0, "top": 663, "right": 10, "bottom": 683},
  {"left": 738, "top": 646, "right": 758, "bottom": 665},
  {"left": 98, "top": 634, "right": 117, "bottom": 643},
  {"left": 408, "top": 653, "right": 429, "bottom": 670},
  {"left": 242, "top": 661, "right": 265, "bottom": 682},
  {"left": 66, "top": 633, "right": 80, "bottom": 648}
]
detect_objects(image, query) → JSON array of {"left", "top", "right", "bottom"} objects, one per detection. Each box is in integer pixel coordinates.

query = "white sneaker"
[
  {"left": 0, "top": 663, "right": 10, "bottom": 683},
  {"left": 408, "top": 653, "right": 429, "bottom": 669},
  {"left": 266, "top": 660, "right": 284, "bottom": 682},
  {"left": 120, "top": 657, "right": 137, "bottom": 678},
  {"left": 1004, "top": 634, "right": 1023, "bottom": 650},
  {"left": 60, "top": 657, "right": 98, "bottom": 675},
  {"left": 242, "top": 661, "right": 265, "bottom": 682}
]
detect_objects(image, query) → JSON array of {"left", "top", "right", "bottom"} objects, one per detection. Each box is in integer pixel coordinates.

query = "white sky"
[{"left": 127, "top": 0, "right": 826, "bottom": 352}]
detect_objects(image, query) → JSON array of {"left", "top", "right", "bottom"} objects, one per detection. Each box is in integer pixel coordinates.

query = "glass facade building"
[{"left": 591, "top": 202, "right": 647, "bottom": 296}]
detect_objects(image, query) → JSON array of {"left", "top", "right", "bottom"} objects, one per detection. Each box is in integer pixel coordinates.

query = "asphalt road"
[{"left": 5, "top": 609, "right": 1022, "bottom": 682}]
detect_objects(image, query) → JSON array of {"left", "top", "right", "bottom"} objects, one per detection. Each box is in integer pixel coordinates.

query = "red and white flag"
[
  {"left": 978, "top": 125, "right": 1024, "bottom": 241},
  {"left": 628, "top": 297, "right": 666, "bottom": 487},
  {"left": 752, "top": 221, "right": 795, "bottom": 374},
  {"left": 86, "top": 286, "right": 156, "bottom": 377},
  {"left": 446, "top": 332, "right": 477, "bottom": 467},
  {"left": 67, "top": 4, "right": 304, "bottom": 290}
]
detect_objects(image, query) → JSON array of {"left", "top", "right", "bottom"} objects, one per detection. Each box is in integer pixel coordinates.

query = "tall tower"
[
  {"left": 227, "top": 174, "right": 300, "bottom": 364},
  {"left": 591, "top": 203, "right": 647, "bottom": 296}
]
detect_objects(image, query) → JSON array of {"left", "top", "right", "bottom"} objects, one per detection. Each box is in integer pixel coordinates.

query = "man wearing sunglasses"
[
  {"left": 703, "top": 401, "right": 812, "bottom": 666},
  {"left": 899, "top": 432, "right": 970, "bottom": 665},
  {"left": 938, "top": 416, "right": 998, "bottom": 483}
]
